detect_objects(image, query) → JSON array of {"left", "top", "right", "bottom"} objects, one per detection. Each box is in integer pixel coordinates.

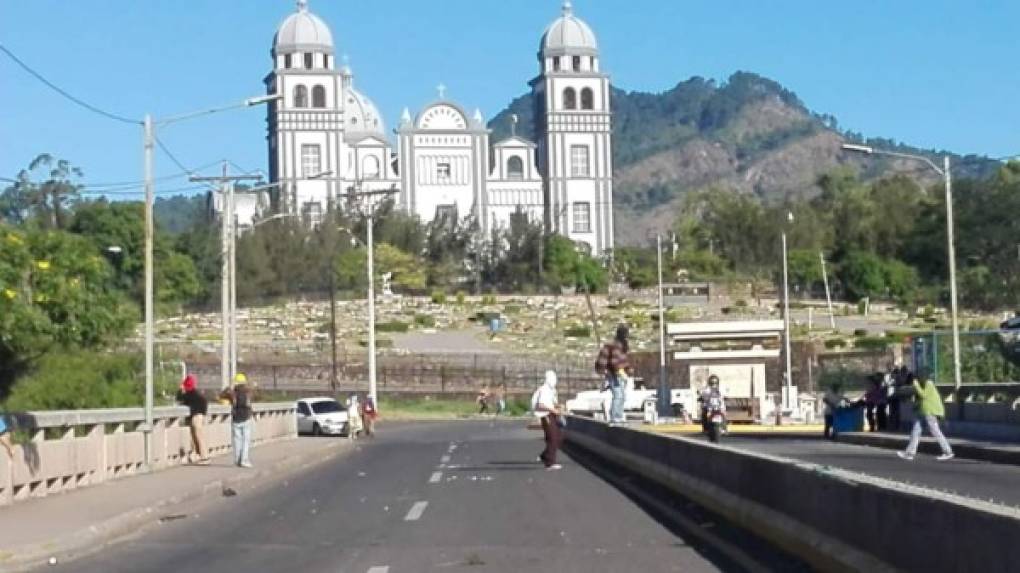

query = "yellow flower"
[
  {"left": 36, "top": 260, "right": 51, "bottom": 270},
  {"left": 6, "top": 233, "right": 23, "bottom": 245},
  {"left": 34, "top": 293, "right": 48, "bottom": 303},
  {"left": 70, "top": 278, "right": 80, "bottom": 288},
  {"left": 2, "top": 288, "right": 16, "bottom": 300}
]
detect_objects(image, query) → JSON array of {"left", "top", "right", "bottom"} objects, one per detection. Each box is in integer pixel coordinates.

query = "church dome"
[
  {"left": 273, "top": 0, "right": 334, "bottom": 56},
  {"left": 343, "top": 85, "right": 385, "bottom": 139},
  {"left": 540, "top": 1, "right": 598, "bottom": 57}
]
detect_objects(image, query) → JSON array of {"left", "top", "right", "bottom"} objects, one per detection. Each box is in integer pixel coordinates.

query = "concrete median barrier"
[{"left": 565, "top": 416, "right": 1020, "bottom": 573}]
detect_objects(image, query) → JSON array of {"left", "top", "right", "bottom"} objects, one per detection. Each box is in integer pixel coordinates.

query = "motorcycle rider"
[{"left": 699, "top": 375, "right": 727, "bottom": 433}]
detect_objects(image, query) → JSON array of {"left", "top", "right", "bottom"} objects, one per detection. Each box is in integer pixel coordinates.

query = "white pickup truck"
[{"left": 565, "top": 379, "right": 694, "bottom": 419}]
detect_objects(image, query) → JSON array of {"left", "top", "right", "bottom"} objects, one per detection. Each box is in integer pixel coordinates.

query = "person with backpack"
[
  {"left": 595, "top": 324, "right": 631, "bottom": 425},
  {"left": 220, "top": 373, "right": 255, "bottom": 468}
]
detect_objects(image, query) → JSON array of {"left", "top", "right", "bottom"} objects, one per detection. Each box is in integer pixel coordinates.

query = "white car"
[
  {"left": 566, "top": 383, "right": 692, "bottom": 419},
  {"left": 296, "top": 398, "right": 350, "bottom": 436}
]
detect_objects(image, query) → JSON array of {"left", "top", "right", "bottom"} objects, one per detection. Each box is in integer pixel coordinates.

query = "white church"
[{"left": 259, "top": 0, "right": 614, "bottom": 255}]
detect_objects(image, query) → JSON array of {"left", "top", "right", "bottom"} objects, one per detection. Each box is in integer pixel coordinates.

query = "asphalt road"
[
  {"left": 720, "top": 435, "right": 1020, "bottom": 505},
  {"left": 41, "top": 420, "right": 807, "bottom": 573}
]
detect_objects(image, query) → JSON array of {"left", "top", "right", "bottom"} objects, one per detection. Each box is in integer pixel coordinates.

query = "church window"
[
  {"left": 581, "top": 88, "right": 594, "bottom": 110},
  {"left": 294, "top": 85, "right": 308, "bottom": 108},
  {"left": 572, "top": 56, "right": 582, "bottom": 72},
  {"left": 301, "top": 144, "right": 322, "bottom": 177},
  {"left": 312, "top": 85, "right": 326, "bottom": 108},
  {"left": 363, "top": 156, "right": 381, "bottom": 179},
  {"left": 435, "top": 205, "right": 457, "bottom": 225},
  {"left": 572, "top": 202, "right": 591, "bottom": 233},
  {"left": 553, "top": 57, "right": 561, "bottom": 72},
  {"left": 437, "top": 162, "right": 452, "bottom": 180},
  {"left": 324, "top": 55, "right": 331, "bottom": 69},
  {"left": 284, "top": 54, "right": 292, "bottom": 69},
  {"left": 301, "top": 202, "right": 323, "bottom": 227},
  {"left": 304, "top": 52, "right": 314, "bottom": 69},
  {"left": 507, "top": 156, "right": 524, "bottom": 180},
  {"left": 563, "top": 88, "right": 577, "bottom": 110},
  {"left": 570, "top": 145, "right": 590, "bottom": 177}
]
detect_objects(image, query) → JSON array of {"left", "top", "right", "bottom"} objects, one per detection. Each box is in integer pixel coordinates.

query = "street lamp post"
[
  {"left": 655, "top": 234, "right": 670, "bottom": 417},
  {"left": 842, "top": 144, "right": 963, "bottom": 391},
  {"left": 781, "top": 212, "right": 794, "bottom": 412}
]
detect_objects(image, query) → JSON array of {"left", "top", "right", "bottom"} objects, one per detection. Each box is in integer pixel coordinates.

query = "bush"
[
  {"left": 481, "top": 295, "right": 497, "bottom": 305},
  {"left": 375, "top": 321, "right": 410, "bottom": 333},
  {"left": 503, "top": 304, "right": 522, "bottom": 314},
  {"left": 855, "top": 336, "right": 891, "bottom": 350},
  {"left": 4, "top": 351, "right": 173, "bottom": 411},
  {"left": 853, "top": 328, "right": 869, "bottom": 337},
  {"left": 455, "top": 291, "right": 467, "bottom": 305},
  {"left": 474, "top": 311, "right": 501, "bottom": 323},
  {"left": 359, "top": 338, "right": 394, "bottom": 349},
  {"left": 824, "top": 338, "right": 848, "bottom": 350},
  {"left": 414, "top": 314, "right": 436, "bottom": 328},
  {"left": 564, "top": 325, "right": 592, "bottom": 338},
  {"left": 431, "top": 290, "right": 446, "bottom": 305}
]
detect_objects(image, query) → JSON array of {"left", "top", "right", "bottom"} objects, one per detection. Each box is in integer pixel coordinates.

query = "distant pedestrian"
[
  {"left": 361, "top": 395, "right": 377, "bottom": 437},
  {"left": 532, "top": 370, "right": 563, "bottom": 470},
  {"left": 864, "top": 374, "right": 888, "bottom": 433},
  {"left": 346, "top": 394, "right": 363, "bottom": 438},
  {"left": 898, "top": 371, "right": 954, "bottom": 461},
  {"left": 176, "top": 374, "right": 210, "bottom": 465},
  {"left": 595, "top": 324, "right": 631, "bottom": 425},
  {"left": 887, "top": 365, "right": 911, "bottom": 431},
  {"left": 477, "top": 387, "right": 490, "bottom": 415},
  {"left": 822, "top": 383, "right": 848, "bottom": 440},
  {"left": 220, "top": 373, "right": 255, "bottom": 468},
  {"left": 0, "top": 412, "right": 13, "bottom": 459},
  {"left": 493, "top": 387, "right": 506, "bottom": 415}
]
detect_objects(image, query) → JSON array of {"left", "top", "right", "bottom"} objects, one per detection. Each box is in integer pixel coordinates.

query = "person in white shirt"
[{"left": 532, "top": 370, "right": 563, "bottom": 471}]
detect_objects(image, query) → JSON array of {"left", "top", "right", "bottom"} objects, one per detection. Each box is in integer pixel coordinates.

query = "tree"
[
  {"left": 0, "top": 154, "right": 83, "bottom": 229},
  {"left": 838, "top": 250, "right": 886, "bottom": 302},
  {"left": 0, "top": 225, "right": 134, "bottom": 393}
]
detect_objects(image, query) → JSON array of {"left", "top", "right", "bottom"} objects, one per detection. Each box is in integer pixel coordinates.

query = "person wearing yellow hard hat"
[{"left": 220, "top": 372, "right": 255, "bottom": 468}]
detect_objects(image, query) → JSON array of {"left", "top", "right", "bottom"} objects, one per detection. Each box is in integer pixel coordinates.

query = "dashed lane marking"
[
  {"left": 404, "top": 501, "right": 429, "bottom": 521},
  {"left": 429, "top": 471, "right": 443, "bottom": 484},
  {"left": 367, "top": 567, "right": 389, "bottom": 573},
  {"left": 440, "top": 454, "right": 451, "bottom": 463}
]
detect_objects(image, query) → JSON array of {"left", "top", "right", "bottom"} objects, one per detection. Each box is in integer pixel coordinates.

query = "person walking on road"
[
  {"left": 220, "top": 373, "right": 255, "bottom": 468},
  {"left": 532, "top": 370, "right": 563, "bottom": 471},
  {"left": 596, "top": 324, "right": 631, "bottom": 425},
  {"left": 822, "top": 383, "right": 848, "bottom": 440},
  {"left": 898, "top": 371, "right": 954, "bottom": 461},
  {"left": 361, "top": 394, "right": 377, "bottom": 437},
  {"left": 477, "top": 387, "right": 490, "bottom": 415},
  {"left": 176, "top": 374, "right": 209, "bottom": 465}
]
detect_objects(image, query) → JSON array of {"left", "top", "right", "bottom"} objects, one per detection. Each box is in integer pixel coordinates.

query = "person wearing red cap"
[{"left": 176, "top": 374, "right": 209, "bottom": 465}]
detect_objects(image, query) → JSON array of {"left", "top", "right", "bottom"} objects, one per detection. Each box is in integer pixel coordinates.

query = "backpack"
[{"left": 594, "top": 343, "right": 614, "bottom": 375}]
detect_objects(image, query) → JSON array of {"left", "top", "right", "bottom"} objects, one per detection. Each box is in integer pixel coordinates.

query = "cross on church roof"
[
  {"left": 297, "top": 0, "right": 308, "bottom": 12},
  {"left": 437, "top": 83, "right": 447, "bottom": 99}
]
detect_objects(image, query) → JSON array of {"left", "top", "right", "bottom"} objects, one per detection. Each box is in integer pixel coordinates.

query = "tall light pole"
[
  {"left": 842, "top": 144, "right": 962, "bottom": 391},
  {"left": 656, "top": 234, "right": 670, "bottom": 417},
  {"left": 781, "top": 212, "right": 794, "bottom": 411},
  {"left": 142, "top": 115, "right": 154, "bottom": 469}
]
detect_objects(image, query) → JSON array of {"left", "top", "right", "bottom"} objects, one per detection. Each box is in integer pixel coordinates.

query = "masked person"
[
  {"left": 176, "top": 374, "right": 209, "bottom": 465},
  {"left": 532, "top": 370, "right": 563, "bottom": 470},
  {"left": 220, "top": 373, "right": 255, "bottom": 468},
  {"left": 595, "top": 325, "right": 631, "bottom": 425},
  {"left": 699, "top": 375, "right": 726, "bottom": 432}
]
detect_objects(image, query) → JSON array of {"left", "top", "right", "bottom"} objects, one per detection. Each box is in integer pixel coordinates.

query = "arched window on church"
[
  {"left": 294, "top": 85, "right": 308, "bottom": 108},
  {"left": 563, "top": 87, "right": 577, "bottom": 110},
  {"left": 362, "top": 156, "right": 381, "bottom": 179},
  {"left": 304, "top": 52, "right": 314, "bottom": 69},
  {"left": 312, "top": 85, "right": 326, "bottom": 108},
  {"left": 581, "top": 88, "right": 594, "bottom": 110},
  {"left": 507, "top": 156, "right": 524, "bottom": 180}
]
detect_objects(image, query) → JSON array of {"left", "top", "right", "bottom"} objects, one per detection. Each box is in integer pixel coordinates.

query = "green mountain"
[{"left": 488, "top": 72, "right": 998, "bottom": 246}]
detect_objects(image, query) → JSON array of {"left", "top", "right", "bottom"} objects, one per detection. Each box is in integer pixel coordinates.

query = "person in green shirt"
[{"left": 897, "top": 370, "right": 954, "bottom": 461}]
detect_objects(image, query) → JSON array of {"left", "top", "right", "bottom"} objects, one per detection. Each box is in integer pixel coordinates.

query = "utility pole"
[
  {"left": 782, "top": 213, "right": 794, "bottom": 414},
  {"left": 142, "top": 114, "right": 154, "bottom": 471},
  {"left": 190, "top": 165, "right": 261, "bottom": 389},
  {"left": 329, "top": 263, "right": 338, "bottom": 392}
]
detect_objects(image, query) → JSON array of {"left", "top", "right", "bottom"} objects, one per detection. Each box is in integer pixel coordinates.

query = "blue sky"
[{"left": 2, "top": 0, "right": 1018, "bottom": 196}]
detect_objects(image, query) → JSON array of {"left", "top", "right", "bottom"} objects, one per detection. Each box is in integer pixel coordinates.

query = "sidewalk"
[
  {"left": 0, "top": 437, "right": 352, "bottom": 572},
  {"left": 838, "top": 431, "right": 1020, "bottom": 465}
]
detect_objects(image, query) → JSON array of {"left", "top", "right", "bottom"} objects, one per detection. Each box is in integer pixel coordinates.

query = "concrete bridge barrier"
[
  {"left": 0, "top": 403, "right": 296, "bottom": 506},
  {"left": 565, "top": 416, "right": 1020, "bottom": 573}
]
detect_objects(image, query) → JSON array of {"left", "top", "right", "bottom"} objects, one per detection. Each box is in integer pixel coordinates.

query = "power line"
[
  {"left": 154, "top": 136, "right": 194, "bottom": 175},
  {"left": 82, "top": 159, "right": 225, "bottom": 190},
  {"left": 0, "top": 43, "right": 140, "bottom": 126}
]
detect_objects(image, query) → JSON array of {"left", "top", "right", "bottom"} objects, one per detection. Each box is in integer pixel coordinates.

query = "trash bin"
[
  {"left": 643, "top": 398, "right": 658, "bottom": 425},
  {"left": 833, "top": 405, "right": 864, "bottom": 434}
]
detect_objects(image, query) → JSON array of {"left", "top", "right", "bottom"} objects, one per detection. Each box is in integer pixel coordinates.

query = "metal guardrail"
[{"left": 0, "top": 402, "right": 297, "bottom": 506}]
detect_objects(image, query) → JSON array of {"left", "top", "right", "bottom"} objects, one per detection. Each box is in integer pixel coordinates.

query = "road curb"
[{"left": 0, "top": 438, "right": 354, "bottom": 573}]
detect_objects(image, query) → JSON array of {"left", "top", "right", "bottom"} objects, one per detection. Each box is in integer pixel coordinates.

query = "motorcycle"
[{"left": 704, "top": 394, "right": 726, "bottom": 443}]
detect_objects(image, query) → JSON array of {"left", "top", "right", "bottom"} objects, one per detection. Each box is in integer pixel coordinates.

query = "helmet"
[{"left": 234, "top": 372, "right": 248, "bottom": 384}]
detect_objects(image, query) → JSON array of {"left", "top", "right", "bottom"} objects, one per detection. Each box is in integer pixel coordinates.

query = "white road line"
[
  {"left": 429, "top": 471, "right": 443, "bottom": 484},
  {"left": 367, "top": 567, "right": 389, "bottom": 573},
  {"left": 404, "top": 501, "right": 429, "bottom": 521},
  {"left": 440, "top": 454, "right": 451, "bottom": 463}
]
